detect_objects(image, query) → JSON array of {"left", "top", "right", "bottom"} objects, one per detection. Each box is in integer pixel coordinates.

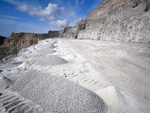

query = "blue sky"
[{"left": 0, "top": 0, "right": 103, "bottom": 37}]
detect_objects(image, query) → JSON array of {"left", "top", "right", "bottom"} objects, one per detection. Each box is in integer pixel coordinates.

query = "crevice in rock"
[
  {"left": 132, "top": 2, "right": 138, "bottom": 8},
  {"left": 144, "top": 2, "right": 150, "bottom": 12}
]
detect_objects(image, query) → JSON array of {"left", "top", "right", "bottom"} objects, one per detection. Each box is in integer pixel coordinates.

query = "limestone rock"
[
  {"left": 77, "top": 0, "right": 150, "bottom": 42},
  {"left": 60, "top": 0, "right": 150, "bottom": 42},
  {"left": 63, "top": 26, "right": 78, "bottom": 38}
]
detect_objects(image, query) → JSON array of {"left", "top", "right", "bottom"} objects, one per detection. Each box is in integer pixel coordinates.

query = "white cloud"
[
  {"left": 3, "top": 1, "right": 83, "bottom": 30},
  {"left": 69, "top": 11, "right": 77, "bottom": 18},
  {"left": 70, "top": 17, "right": 82, "bottom": 26},
  {"left": 17, "top": 4, "right": 29, "bottom": 12},
  {"left": 41, "top": 4, "right": 59, "bottom": 17},
  {"left": 56, "top": 19, "right": 68, "bottom": 28},
  {"left": 0, "top": 18, "right": 16, "bottom": 24},
  {"left": 49, "top": 16, "right": 57, "bottom": 21},
  {"left": 60, "top": 7, "right": 65, "bottom": 11},
  {"left": 16, "top": 3, "right": 69, "bottom": 29},
  {"left": 0, "top": 14, "right": 19, "bottom": 20},
  {"left": 17, "top": 3, "right": 63, "bottom": 20},
  {"left": 2, "top": 0, "right": 19, "bottom": 5},
  {"left": 74, "top": 18, "right": 82, "bottom": 25},
  {"left": 17, "top": 3, "right": 68, "bottom": 28},
  {"left": 29, "top": 4, "right": 59, "bottom": 17},
  {"left": 39, "top": 18, "right": 45, "bottom": 21}
]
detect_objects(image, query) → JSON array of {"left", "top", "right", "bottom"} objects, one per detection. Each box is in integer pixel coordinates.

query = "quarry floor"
[
  {"left": 56, "top": 39, "right": 150, "bottom": 113},
  {"left": 0, "top": 38, "right": 150, "bottom": 113}
]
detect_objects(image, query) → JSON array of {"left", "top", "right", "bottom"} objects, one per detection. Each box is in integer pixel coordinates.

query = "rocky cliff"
[
  {"left": 0, "top": 36, "right": 6, "bottom": 60},
  {"left": 0, "top": 36, "right": 6, "bottom": 45},
  {"left": 3, "top": 33, "right": 45, "bottom": 55},
  {"left": 68, "top": 0, "right": 150, "bottom": 42},
  {"left": 2, "top": 31, "right": 63, "bottom": 55}
]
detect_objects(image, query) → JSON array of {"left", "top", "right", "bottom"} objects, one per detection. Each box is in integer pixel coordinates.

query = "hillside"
[{"left": 76, "top": 0, "right": 150, "bottom": 42}]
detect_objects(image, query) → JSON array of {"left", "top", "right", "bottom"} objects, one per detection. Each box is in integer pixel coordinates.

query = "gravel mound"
[
  {"left": 0, "top": 76, "right": 13, "bottom": 90},
  {"left": 35, "top": 55, "right": 68, "bottom": 66},
  {"left": 18, "top": 61, "right": 31, "bottom": 69},
  {"left": 0, "top": 102, "right": 7, "bottom": 113},
  {"left": 37, "top": 49, "right": 56, "bottom": 55},
  {"left": 0, "top": 90, "right": 43, "bottom": 113},
  {"left": 12, "top": 70, "right": 107, "bottom": 113}
]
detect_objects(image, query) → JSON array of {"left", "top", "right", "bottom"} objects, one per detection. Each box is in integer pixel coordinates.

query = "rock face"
[
  {"left": 47, "top": 30, "right": 64, "bottom": 38},
  {"left": 67, "top": 0, "right": 150, "bottom": 42},
  {"left": 0, "top": 48, "right": 6, "bottom": 60},
  {"left": 2, "top": 31, "right": 62, "bottom": 55},
  {"left": 0, "top": 36, "right": 6, "bottom": 45},
  {"left": 3, "top": 32, "right": 45, "bottom": 55},
  {"left": 0, "top": 36, "right": 7, "bottom": 60},
  {"left": 62, "top": 26, "right": 78, "bottom": 39}
]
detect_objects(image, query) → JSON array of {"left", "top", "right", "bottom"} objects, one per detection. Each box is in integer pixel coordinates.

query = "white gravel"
[
  {"left": 12, "top": 70, "right": 106, "bottom": 113},
  {"left": 1, "top": 38, "right": 150, "bottom": 113}
]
